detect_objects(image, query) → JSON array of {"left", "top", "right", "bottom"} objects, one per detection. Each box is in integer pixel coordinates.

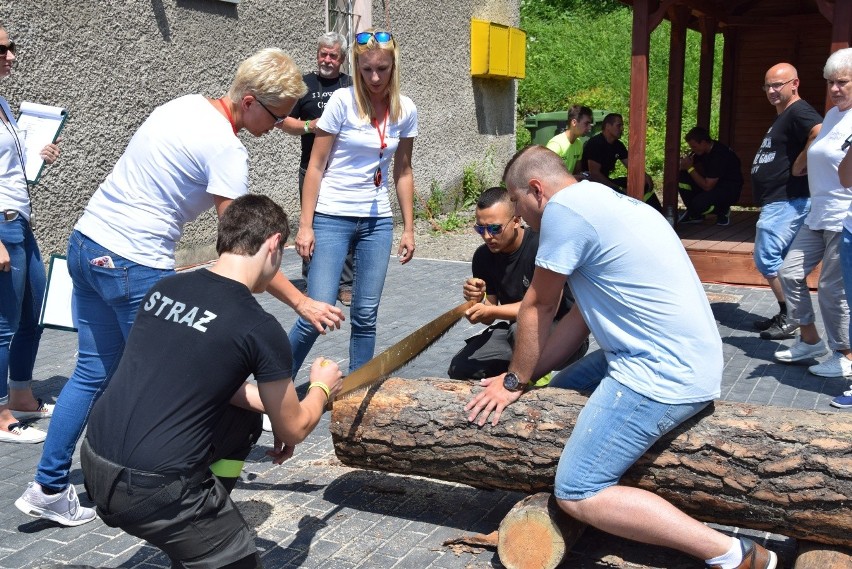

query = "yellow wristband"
[
  {"left": 309, "top": 382, "right": 330, "bottom": 401},
  {"left": 687, "top": 166, "right": 695, "bottom": 174},
  {"left": 304, "top": 120, "right": 311, "bottom": 134}
]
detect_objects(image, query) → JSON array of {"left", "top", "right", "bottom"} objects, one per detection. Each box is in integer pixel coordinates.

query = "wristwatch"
[{"left": 503, "top": 372, "right": 526, "bottom": 392}]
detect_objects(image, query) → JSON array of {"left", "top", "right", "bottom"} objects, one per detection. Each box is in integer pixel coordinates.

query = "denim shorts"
[
  {"left": 554, "top": 375, "right": 710, "bottom": 500},
  {"left": 754, "top": 198, "right": 810, "bottom": 278}
]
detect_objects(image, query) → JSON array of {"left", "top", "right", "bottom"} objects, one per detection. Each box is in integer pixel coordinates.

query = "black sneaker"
[
  {"left": 753, "top": 311, "right": 780, "bottom": 331},
  {"left": 759, "top": 313, "right": 798, "bottom": 340},
  {"left": 677, "top": 211, "right": 704, "bottom": 224},
  {"left": 716, "top": 213, "right": 730, "bottom": 226}
]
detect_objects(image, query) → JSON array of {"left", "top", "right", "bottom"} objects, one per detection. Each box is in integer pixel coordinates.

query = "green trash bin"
[
  {"left": 524, "top": 111, "right": 569, "bottom": 146},
  {"left": 524, "top": 109, "right": 613, "bottom": 147}
]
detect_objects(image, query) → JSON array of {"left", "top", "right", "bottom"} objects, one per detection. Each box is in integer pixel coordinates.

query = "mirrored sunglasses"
[
  {"left": 473, "top": 222, "right": 508, "bottom": 236},
  {"left": 356, "top": 31, "right": 393, "bottom": 46}
]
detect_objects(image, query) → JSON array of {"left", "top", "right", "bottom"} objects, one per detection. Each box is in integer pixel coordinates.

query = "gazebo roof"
[{"left": 617, "top": 0, "right": 827, "bottom": 32}]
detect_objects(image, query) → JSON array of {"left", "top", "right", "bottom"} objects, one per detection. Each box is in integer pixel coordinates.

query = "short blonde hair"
[
  {"left": 503, "top": 146, "right": 569, "bottom": 191},
  {"left": 351, "top": 29, "right": 402, "bottom": 122},
  {"left": 228, "top": 48, "right": 307, "bottom": 107}
]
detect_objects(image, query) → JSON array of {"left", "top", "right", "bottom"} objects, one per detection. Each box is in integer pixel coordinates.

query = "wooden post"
[
  {"left": 627, "top": 0, "right": 652, "bottom": 201},
  {"left": 696, "top": 16, "right": 717, "bottom": 130},
  {"left": 662, "top": 5, "right": 689, "bottom": 215}
]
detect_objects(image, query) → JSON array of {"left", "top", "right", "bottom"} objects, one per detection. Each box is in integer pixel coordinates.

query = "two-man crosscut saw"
[{"left": 331, "top": 299, "right": 476, "bottom": 402}]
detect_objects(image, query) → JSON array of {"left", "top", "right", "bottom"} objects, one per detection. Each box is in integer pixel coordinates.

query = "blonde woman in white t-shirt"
[{"left": 291, "top": 29, "right": 418, "bottom": 376}]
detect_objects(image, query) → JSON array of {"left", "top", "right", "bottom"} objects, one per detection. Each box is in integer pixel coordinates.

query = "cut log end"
[{"left": 497, "top": 492, "right": 587, "bottom": 569}]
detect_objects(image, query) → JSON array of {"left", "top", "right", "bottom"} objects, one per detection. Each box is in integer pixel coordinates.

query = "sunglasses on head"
[
  {"left": 355, "top": 31, "right": 393, "bottom": 46},
  {"left": 0, "top": 43, "right": 16, "bottom": 56},
  {"left": 473, "top": 220, "right": 512, "bottom": 236}
]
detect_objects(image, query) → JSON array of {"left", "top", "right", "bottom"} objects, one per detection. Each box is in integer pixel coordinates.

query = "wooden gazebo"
[{"left": 617, "top": 0, "right": 851, "bottom": 286}]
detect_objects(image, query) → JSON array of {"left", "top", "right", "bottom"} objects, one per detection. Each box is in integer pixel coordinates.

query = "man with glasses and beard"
[
  {"left": 448, "top": 187, "right": 588, "bottom": 383},
  {"left": 280, "top": 32, "right": 353, "bottom": 305}
]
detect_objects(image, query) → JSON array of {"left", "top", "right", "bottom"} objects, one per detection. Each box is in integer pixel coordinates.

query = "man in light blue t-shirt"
[{"left": 465, "top": 146, "right": 778, "bottom": 569}]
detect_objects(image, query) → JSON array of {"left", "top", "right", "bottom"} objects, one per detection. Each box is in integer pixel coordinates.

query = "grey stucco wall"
[{"left": 1, "top": 0, "right": 517, "bottom": 266}]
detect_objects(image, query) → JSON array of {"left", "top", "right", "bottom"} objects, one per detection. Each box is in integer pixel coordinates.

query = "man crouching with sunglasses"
[{"left": 447, "top": 186, "right": 588, "bottom": 384}]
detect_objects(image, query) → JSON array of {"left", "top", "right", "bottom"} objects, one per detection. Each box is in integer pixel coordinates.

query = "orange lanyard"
[{"left": 217, "top": 98, "right": 237, "bottom": 135}]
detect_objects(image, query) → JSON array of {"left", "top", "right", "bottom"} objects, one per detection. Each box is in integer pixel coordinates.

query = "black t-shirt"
[
  {"left": 694, "top": 141, "right": 744, "bottom": 197},
  {"left": 288, "top": 72, "right": 351, "bottom": 168},
  {"left": 581, "top": 133, "right": 627, "bottom": 176},
  {"left": 750, "top": 99, "right": 822, "bottom": 205},
  {"left": 87, "top": 269, "right": 293, "bottom": 474},
  {"left": 472, "top": 229, "right": 572, "bottom": 320}
]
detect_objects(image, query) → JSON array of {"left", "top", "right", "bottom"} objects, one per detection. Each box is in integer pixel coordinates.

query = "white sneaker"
[
  {"left": 11, "top": 398, "right": 54, "bottom": 420},
  {"left": 774, "top": 338, "right": 828, "bottom": 362},
  {"left": 15, "top": 482, "right": 97, "bottom": 526},
  {"left": 808, "top": 352, "right": 852, "bottom": 377},
  {"left": 262, "top": 414, "right": 272, "bottom": 432},
  {"left": 0, "top": 422, "right": 46, "bottom": 444}
]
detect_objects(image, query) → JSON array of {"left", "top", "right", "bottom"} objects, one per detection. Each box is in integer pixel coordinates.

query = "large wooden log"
[
  {"left": 793, "top": 541, "right": 852, "bottom": 569},
  {"left": 330, "top": 377, "right": 852, "bottom": 547}
]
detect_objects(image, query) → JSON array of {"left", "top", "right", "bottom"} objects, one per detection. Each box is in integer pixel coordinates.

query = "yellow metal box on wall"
[{"left": 470, "top": 19, "right": 526, "bottom": 79}]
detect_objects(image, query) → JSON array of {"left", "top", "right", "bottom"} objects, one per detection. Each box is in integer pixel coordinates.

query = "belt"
[{"left": 1, "top": 210, "right": 19, "bottom": 222}]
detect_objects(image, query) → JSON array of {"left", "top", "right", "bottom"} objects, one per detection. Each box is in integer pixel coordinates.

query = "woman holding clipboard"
[{"left": 0, "top": 23, "right": 61, "bottom": 444}]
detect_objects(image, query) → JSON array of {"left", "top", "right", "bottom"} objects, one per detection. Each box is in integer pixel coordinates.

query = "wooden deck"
[{"left": 676, "top": 210, "right": 820, "bottom": 288}]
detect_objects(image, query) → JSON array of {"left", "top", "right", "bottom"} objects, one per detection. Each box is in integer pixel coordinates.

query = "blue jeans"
[
  {"left": 841, "top": 228, "right": 852, "bottom": 356},
  {"left": 0, "top": 218, "right": 45, "bottom": 405},
  {"left": 753, "top": 198, "right": 810, "bottom": 278},
  {"left": 550, "top": 352, "right": 710, "bottom": 500},
  {"left": 35, "top": 230, "right": 172, "bottom": 491},
  {"left": 289, "top": 214, "right": 393, "bottom": 376}
]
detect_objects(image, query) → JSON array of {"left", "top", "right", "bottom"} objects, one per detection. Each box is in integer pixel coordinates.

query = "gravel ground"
[{"left": 394, "top": 210, "right": 483, "bottom": 263}]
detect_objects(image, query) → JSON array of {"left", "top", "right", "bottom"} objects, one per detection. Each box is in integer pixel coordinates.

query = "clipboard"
[
  {"left": 39, "top": 254, "right": 77, "bottom": 332},
  {"left": 17, "top": 102, "right": 68, "bottom": 185}
]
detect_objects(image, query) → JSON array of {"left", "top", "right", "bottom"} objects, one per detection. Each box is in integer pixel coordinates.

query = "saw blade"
[{"left": 334, "top": 299, "right": 476, "bottom": 400}]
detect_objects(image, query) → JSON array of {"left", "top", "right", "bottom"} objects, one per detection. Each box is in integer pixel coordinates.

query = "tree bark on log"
[
  {"left": 496, "top": 492, "right": 586, "bottom": 569},
  {"left": 330, "top": 377, "right": 852, "bottom": 547}
]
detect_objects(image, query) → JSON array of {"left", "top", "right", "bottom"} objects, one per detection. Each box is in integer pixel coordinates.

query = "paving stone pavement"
[{"left": 0, "top": 248, "right": 848, "bottom": 569}]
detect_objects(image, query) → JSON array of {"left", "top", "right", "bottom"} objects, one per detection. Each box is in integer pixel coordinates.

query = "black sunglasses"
[
  {"left": 473, "top": 220, "right": 513, "bottom": 236},
  {"left": 255, "top": 98, "right": 285, "bottom": 125},
  {"left": 355, "top": 31, "right": 393, "bottom": 46},
  {"left": 0, "top": 42, "right": 16, "bottom": 56}
]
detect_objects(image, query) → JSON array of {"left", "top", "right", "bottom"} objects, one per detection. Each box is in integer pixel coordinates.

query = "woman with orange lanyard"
[
  {"left": 0, "top": 24, "right": 62, "bottom": 444},
  {"left": 291, "top": 29, "right": 417, "bottom": 375},
  {"left": 15, "top": 48, "right": 344, "bottom": 526}
]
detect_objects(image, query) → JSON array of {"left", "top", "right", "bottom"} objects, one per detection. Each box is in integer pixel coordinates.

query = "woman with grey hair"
[
  {"left": 15, "top": 48, "right": 343, "bottom": 526},
  {"left": 774, "top": 47, "right": 852, "bottom": 395}
]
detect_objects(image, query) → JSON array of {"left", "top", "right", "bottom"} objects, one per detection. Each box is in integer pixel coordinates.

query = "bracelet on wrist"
[
  {"left": 308, "top": 382, "right": 330, "bottom": 401},
  {"left": 304, "top": 120, "right": 311, "bottom": 134},
  {"left": 687, "top": 166, "right": 695, "bottom": 174}
]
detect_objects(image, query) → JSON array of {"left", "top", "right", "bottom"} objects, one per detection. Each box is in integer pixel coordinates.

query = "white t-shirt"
[
  {"left": 0, "top": 97, "right": 31, "bottom": 221},
  {"left": 807, "top": 105, "right": 852, "bottom": 232},
  {"left": 315, "top": 87, "right": 418, "bottom": 217},
  {"left": 75, "top": 94, "right": 249, "bottom": 269},
  {"left": 536, "top": 180, "right": 722, "bottom": 404}
]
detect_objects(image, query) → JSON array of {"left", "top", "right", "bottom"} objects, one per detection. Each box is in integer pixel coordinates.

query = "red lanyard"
[
  {"left": 372, "top": 109, "right": 390, "bottom": 187},
  {"left": 217, "top": 98, "right": 237, "bottom": 135},
  {"left": 373, "top": 109, "right": 389, "bottom": 158}
]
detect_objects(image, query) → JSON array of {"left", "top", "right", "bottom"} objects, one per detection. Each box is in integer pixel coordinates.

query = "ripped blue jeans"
[{"left": 550, "top": 352, "right": 710, "bottom": 500}]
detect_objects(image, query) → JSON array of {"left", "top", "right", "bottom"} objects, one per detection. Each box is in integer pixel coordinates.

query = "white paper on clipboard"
[
  {"left": 39, "top": 255, "right": 77, "bottom": 332},
  {"left": 17, "top": 102, "right": 68, "bottom": 184}
]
